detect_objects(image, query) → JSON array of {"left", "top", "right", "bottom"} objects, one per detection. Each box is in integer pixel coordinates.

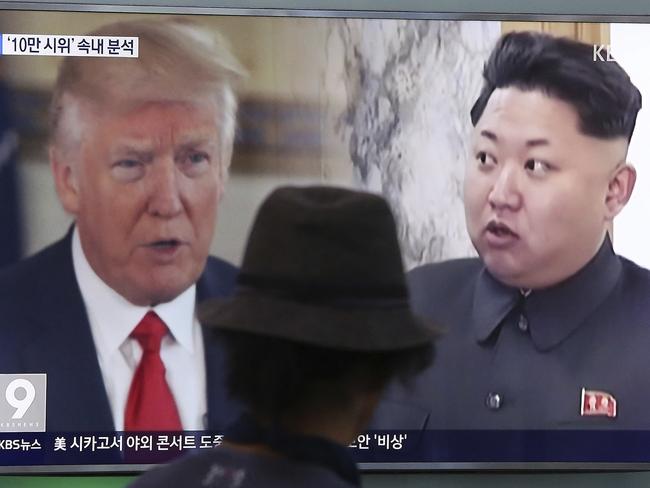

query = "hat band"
[{"left": 236, "top": 273, "right": 409, "bottom": 305}]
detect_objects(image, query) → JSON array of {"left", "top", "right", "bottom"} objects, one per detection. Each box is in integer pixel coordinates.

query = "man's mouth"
[
  {"left": 147, "top": 239, "right": 183, "bottom": 249},
  {"left": 485, "top": 220, "right": 519, "bottom": 239}
]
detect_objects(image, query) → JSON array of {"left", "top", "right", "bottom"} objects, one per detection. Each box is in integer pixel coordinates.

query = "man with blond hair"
[{"left": 0, "top": 18, "right": 245, "bottom": 433}]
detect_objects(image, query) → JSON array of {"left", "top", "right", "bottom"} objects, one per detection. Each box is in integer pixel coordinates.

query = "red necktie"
[{"left": 124, "top": 311, "right": 182, "bottom": 431}]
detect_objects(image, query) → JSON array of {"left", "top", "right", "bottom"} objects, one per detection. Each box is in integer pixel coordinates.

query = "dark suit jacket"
[
  {"left": 371, "top": 237, "right": 650, "bottom": 430},
  {"left": 0, "top": 231, "right": 241, "bottom": 432}
]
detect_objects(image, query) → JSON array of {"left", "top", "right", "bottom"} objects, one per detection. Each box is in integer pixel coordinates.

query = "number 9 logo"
[{"left": 5, "top": 379, "right": 35, "bottom": 419}]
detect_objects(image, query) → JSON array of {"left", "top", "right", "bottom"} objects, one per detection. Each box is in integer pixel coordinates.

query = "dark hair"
[
  {"left": 215, "top": 330, "right": 434, "bottom": 420},
  {"left": 471, "top": 31, "right": 642, "bottom": 142}
]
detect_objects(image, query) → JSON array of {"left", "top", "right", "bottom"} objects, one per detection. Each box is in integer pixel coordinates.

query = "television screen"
[{"left": 1, "top": 4, "right": 650, "bottom": 473}]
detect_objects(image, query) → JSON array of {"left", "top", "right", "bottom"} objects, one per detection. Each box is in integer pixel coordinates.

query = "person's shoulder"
[
  {"left": 616, "top": 254, "right": 650, "bottom": 296},
  {"left": 0, "top": 236, "right": 69, "bottom": 298},
  {"left": 127, "top": 446, "right": 355, "bottom": 488},
  {"left": 198, "top": 255, "right": 239, "bottom": 300},
  {"left": 408, "top": 257, "right": 482, "bottom": 290},
  {"left": 127, "top": 448, "right": 222, "bottom": 488},
  {"left": 204, "top": 255, "right": 238, "bottom": 278},
  {"left": 406, "top": 257, "right": 481, "bottom": 320},
  {"left": 618, "top": 255, "right": 650, "bottom": 279}
]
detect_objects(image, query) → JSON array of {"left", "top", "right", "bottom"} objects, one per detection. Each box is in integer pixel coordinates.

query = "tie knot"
[{"left": 131, "top": 311, "right": 168, "bottom": 352}]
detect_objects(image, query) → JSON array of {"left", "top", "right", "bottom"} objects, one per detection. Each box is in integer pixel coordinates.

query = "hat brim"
[{"left": 199, "top": 292, "right": 441, "bottom": 351}]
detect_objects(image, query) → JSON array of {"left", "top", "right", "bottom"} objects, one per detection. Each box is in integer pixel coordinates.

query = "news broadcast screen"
[{"left": 1, "top": 5, "right": 650, "bottom": 473}]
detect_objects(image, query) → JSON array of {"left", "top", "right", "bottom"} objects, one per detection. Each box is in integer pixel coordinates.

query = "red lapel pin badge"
[{"left": 581, "top": 388, "right": 617, "bottom": 418}]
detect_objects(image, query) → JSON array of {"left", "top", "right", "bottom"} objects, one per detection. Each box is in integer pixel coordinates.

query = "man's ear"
[
  {"left": 50, "top": 146, "right": 80, "bottom": 216},
  {"left": 605, "top": 163, "right": 636, "bottom": 220}
]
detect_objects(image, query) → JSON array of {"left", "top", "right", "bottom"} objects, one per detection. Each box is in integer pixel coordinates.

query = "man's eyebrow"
[
  {"left": 111, "top": 140, "right": 154, "bottom": 153},
  {"left": 177, "top": 139, "right": 218, "bottom": 151},
  {"left": 480, "top": 130, "right": 497, "bottom": 142},
  {"left": 525, "top": 138, "right": 550, "bottom": 148},
  {"left": 176, "top": 134, "right": 218, "bottom": 146},
  {"left": 480, "top": 130, "right": 550, "bottom": 148}
]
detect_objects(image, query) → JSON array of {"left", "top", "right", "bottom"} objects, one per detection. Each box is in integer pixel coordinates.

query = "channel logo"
[
  {"left": 593, "top": 44, "right": 617, "bottom": 62},
  {"left": 0, "top": 374, "right": 46, "bottom": 432}
]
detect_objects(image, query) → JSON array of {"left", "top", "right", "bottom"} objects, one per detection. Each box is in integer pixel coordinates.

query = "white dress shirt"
[{"left": 71, "top": 228, "right": 207, "bottom": 431}]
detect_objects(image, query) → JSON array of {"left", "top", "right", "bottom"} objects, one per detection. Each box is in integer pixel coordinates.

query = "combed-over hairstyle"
[{"left": 49, "top": 18, "right": 246, "bottom": 180}]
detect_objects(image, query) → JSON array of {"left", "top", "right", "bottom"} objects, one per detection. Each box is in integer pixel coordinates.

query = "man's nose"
[
  {"left": 147, "top": 161, "right": 183, "bottom": 218},
  {"left": 487, "top": 165, "right": 523, "bottom": 212}
]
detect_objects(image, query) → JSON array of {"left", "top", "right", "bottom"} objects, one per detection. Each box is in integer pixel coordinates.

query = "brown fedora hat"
[{"left": 200, "top": 185, "right": 439, "bottom": 351}]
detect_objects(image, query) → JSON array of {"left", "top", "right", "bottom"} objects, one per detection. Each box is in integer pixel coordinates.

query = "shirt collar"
[
  {"left": 473, "top": 236, "right": 622, "bottom": 351},
  {"left": 71, "top": 227, "right": 197, "bottom": 356},
  {"left": 472, "top": 267, "right": 520, "bottom": 344}
]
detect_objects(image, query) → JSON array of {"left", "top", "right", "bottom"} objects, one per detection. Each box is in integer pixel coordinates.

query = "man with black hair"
[
  {"left": 129, "top": 186, "right": 437, "bottom": 488},
  {"left": 374, "top": 31, "right": 650, "bottom": 429}
]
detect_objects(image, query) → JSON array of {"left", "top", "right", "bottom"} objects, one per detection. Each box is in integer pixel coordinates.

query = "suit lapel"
[
  {"left": 196, "top": 259, "right": 241, "bottom": 431},
  {"left": 21, "top": 242, "right": 239, "bottom": 432},
  {"left": 201, "top": 329, "right": 241, "bottom": 430},
  {"left": 23, "top": 233, "right": 114, "bottom": 432}
]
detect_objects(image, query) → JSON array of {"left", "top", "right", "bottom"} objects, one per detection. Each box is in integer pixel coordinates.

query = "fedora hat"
[{"left": 200, "top": 185, "right": 438, "bottom": 351}]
